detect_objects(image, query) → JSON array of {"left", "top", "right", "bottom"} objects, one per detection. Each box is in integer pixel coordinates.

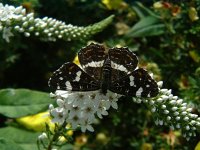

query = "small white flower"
[
  {"left": 149, "top": 100, "right": 154, "bottom": 105},
  {"left": 181, "top": 111, "right": 187, "bottom": 115},
  {"left": 149, "top": 73, "right": 154, "bottom": 78},
  {"left": 56, "top": 98, "right": 71, "bottom": 113},
  {"left": 191, "top": 120, "right": 196, "bottom": 125},
  {"left": 170, "top": 125, "right": 175, "bottom": 130},
  {"left": 192, "top": 127, "right": 196, "bottom": 130},
  {"left": 172, "top": 96, "right": 178, "bottom": 100},
  {"left": 80, "top": 119, "right": 94, "bottom": 132},
  {"left": 14, "top": 6, "right": 23, "bottom": 14},
  {"left": 161, "top": 95, "right": 168, "bottom": 101},
  {"left": 96, "top": 101, "right": 109, "bottom": 119},
  {"left": 161, "top": 105, "right": 166, "bottom": 109},
  {"left": 50, "top": 108, "right": 66, "bottom": 124},
  {"left": 67, "top": 92, "right": 88, "bottom": 107},
  {"left": 157, "top": 98, "right": 163, "bottom": 103},
  {"left": 169, "top": 100, "right": 176, "bottom": 105},
  {"left": 155, "top": 119, "right": 159, "bottom": 125},
  {"left": 50, "top": 92, "right": 56, "bottom": 98},
  {"left": 68, "top": 115, "right": 81, "bottom": 129},
  {"left": 38, "top": 132, "right": 47, "bottom": 140},
  {"left": 181, "top": 103, "right": 187, "bottom": 107},
  {"left": 190, "top": 114, "right": 198, "bottom": 119},
  {"left": 168, "top": 94, "right": 173, "bottom": 100},
  {"left": 174, "top": 111, "right": 179, "bottom": 116},
  {"left": 95, "top": 92, "right": 108, "bottom": 101},
  {"left": 2, "top": 27, "right": 14, "bottom": 42},
  {"left": 186, "top": 125, "right": 190, "bottom": 130},
  {"left": 176, "top": 99, "right": 183, "bottom": 105},
  {"left": 181, "top": 107, "right": 187, "bottom": 111},
  {"left": 69, "top": 106, "right": 81, "bottom": 118},
  {"left": 24, "top": 32, "right": 30, "bottom": 37},
  {"left": 89, "top": 91, "right": 101, "bottom": 108},
  {"left": 82, "top": 102, "right": 96, "bottom": 121},
  {"left": 186, "top": 108, "right": 192, "bottom": 112},
  {"left": 157, "top": 81, "right": 163, "bottom": 88},
  {"left": 160, "top": 89, "right": 168, "bottom": 94},
  {"left": 151, "top": 107, "right": 156, "bottom": 112},
  {"left": 159, "top": 120, "right": 163, "bottom": 125},
  {"left": 101, "top": 99, "right": 111, "bottom": 110},
  {"left": 167, "top": 116, "right": 171, "bottom": 121},
  {"left": 184, "top": 116, "right": 189, "bottom": 121},
  {"left": 49, "top": 104, "right": 54, "bottom": 110},
  {"left": 172, "top": 107, "right": 178, "bottom": 111},
  {"left": 164, "top": 110, "right": 169, "bottom": 114},
  {"left": 166, "top": 90, "right": 172, "bottom": 95},
  {"left": 106, "top": 91, "right": 120, "bottom": 109},
  {"left": 56, "top": 99, "right": 64, "bottom": 107},
  {"left": 55, "top": 90, "right": 70, "bottom": 99},
  {"left": 176, "top": 124, "right": 180, "bottom": 129}
]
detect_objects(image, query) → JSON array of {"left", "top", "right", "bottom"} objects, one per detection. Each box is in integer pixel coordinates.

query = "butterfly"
[{"left": 48, "top": 43, "right": 159, "bottom": 98}]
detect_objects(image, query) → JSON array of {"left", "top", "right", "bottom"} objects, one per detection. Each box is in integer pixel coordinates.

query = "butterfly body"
[
  {"left": 100, "top": 55, "right": 112, "bottom": 95},
  {"left": 49, "top": 43, "right": 159, "bottom": 98}
]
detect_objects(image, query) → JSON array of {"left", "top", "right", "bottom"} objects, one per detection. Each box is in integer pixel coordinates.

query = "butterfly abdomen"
[{"left": 100, "top": 56, "right": 112, "bottom": 95}]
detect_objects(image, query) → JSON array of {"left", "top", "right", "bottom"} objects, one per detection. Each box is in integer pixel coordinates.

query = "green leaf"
[
  {"left": 132, "top": 2, "right": 159, "bottom": 19},
  {"left": 60, "top": 144, "right": 74, "bottom": 150},
  {"left": 0, "top": 126, "right": 40, "bottom": 144},
  {"left": 0, "top": 88, "right": 54, "bottom": 118},
  {"left": 128, "top": 16, "right": 160, "bottom": 32},
  {"left": 18, "top": 144, "right": 38, "bottom": 150},
  {"left": 125, "top": 16, "right": 166, "bottom": 37},
  {"left": 0, "top": 127, "right": 40, "bottom": 149},
  {"left": 0, "top": 138, "right": 24, "bottom": 150}
]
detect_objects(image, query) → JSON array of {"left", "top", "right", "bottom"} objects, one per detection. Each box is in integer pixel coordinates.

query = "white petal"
[
  {"left": 102, "top": 100, "right": 111, "bottom": 110},
  {"left": 97, "top": 112, "right": 103, "bottom": 119},
  {"left": 88, "top": 114, "right": 95, "bottom": 121},
  {"left": 101, "top": 110, "right": 108, "bottom": 116},
  {"left": 49, "top": 104, "right": 54, "bottom": 110},
  {"left": 66, "top": 97, "right": 74, "bottom": 104},
  {"left": 111, "top": 102, "right": 118, "bottom": 109},
  {"left": 55, "top": 90, "right": 69, "bottom": 97},
  {"left": 81, "top": 126, "right": 87, "bottom": 132},
  {"left": 87, "top": 125, "right": 94, "bottom": 132},
  {"left": 56, "top": 99, "right": 64, "bottom": 107},
  {"left": 72, "top": 99, "right": 79, "bottom": 107}
]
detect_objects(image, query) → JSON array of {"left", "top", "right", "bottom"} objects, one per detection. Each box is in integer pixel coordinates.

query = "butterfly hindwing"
[
  {"left": 48, "top": 62, "right": 100, "bottom": 91},
  {"left": 110, "top": 68, "right": 159, "bottom": 97},
  {"left": 78, "top": 43, "right": 106, "bottom": 81}
]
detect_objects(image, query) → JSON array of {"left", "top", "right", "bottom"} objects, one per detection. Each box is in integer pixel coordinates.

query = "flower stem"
[{"left": 47, "top": 121, "right": 67, "bottom": 150}]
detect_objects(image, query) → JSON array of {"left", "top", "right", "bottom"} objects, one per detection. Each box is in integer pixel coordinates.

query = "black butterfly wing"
[
  {"left": 110, "top": 68, "right": 159, "bottom": 97},
  {"left": 48, "top": 62, "right": 100, "bottom": 91},
  {"left": 108, "top": 47, "right": 138, "bottom": 82},
  {"left": 78, "top": 43, "right": 106, "bottom": 81}
]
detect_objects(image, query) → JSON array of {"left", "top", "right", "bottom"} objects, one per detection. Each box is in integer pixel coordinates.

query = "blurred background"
[{"left": 0, "top": 0, "right": 200, "bottom": 149}]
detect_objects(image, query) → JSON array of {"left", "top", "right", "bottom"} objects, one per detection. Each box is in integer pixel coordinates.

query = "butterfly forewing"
[
  {"left": 78, "top": 43, "right": 106, "bottom": 81},
  {"left": 48, "top": 62, "right": 100, "bottom": 91},
  {"left": 109, "top": 47, "right": 138, "bottom": 82},
  {"left": 110, "top": 68, "right": 159, "bottom": 97}
]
